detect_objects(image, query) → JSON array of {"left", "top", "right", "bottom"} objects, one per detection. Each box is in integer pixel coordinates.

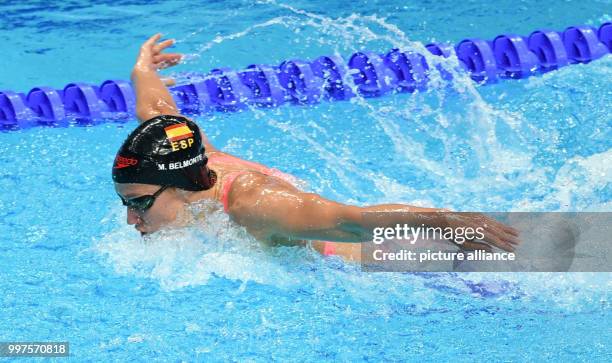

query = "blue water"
[{"left": 1, "top": 0, "right": 611, "bottom": 361}]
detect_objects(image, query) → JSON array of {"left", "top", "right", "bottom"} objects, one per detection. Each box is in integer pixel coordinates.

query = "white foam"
[
  {"left": 552, "top": 149, "right": 612, "bottom": 211},
  {"left": 94, "top": 203, "right": 307, "bottom": 291}
]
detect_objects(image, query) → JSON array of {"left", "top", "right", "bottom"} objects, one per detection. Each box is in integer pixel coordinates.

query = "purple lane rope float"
[{"left": 1, "top": 23, "right": 610, "bottom": 129}]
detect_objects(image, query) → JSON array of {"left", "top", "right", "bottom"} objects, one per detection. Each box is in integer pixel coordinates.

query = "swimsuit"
[
  {"left": 207, "top": 152, "right": 297, "bottom": 212},
  {"left": 208, "top": 152, "right": 337, "bottom": 256}
]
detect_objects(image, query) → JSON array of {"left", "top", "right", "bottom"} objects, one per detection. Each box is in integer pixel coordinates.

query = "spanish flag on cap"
[{"left": 164, "top": 123, "right": 194, "bottom": 142}]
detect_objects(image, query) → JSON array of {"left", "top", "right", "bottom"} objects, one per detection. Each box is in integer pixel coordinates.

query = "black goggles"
[{"left": 118, "top": 185, "right": 169, "bottom": 212}]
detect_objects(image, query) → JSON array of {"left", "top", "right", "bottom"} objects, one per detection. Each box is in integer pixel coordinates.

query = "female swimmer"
[{"left": 113, "top": 34, "right": 519, "bottom": 261}]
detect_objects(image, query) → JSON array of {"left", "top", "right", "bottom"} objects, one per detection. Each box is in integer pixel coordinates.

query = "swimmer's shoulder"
[
  {"left": 228, "top": 171, "right": 273, "bottom": 196},
  {"left": 225, "top": 171, "right": 300, "bottom": 240},
  {"left": 226, "top": 171, "right": 297, "bottom": 213}
]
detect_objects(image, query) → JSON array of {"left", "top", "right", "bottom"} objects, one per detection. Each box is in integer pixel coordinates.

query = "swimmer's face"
[{"left": 115, "top": 183, "right": 187, "bottom": 234}]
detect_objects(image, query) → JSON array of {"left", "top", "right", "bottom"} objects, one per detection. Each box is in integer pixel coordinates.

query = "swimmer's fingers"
[
  {"left": 142, "top": 33, "right": 162, "bottom": 52},
  {"left": 134, "top": 34, "right": 162, "bottom": 72},
  {"left": 502, "top": 223, "right": 520, "bottom": 238},
  {"left": 153, "top": 53, "right": 183, "bottom": 63},
  {"left": 481, "top": 215, "right": 520, "bottom": 238},
  {"left": 480, "top": 228, "right": 515, "bottom": 252},
  {"left": 155, "top": 57, "right": 181, "bottom": 69},
  {"left": 445, "top": 212, "right": 520, "bottom": 252},
  {"left": 463, "top": 215, "right": 514, "bottom": 251},
  {"left": 482, "top": 219, "right": 521, "bottom": 247},
  {"left": 152, "top": 38, "right": 175, "bottom": 55}
]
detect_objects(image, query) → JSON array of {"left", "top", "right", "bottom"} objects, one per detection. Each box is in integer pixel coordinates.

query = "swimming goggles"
[{"left": 118, "top": 185, "right": 169, "bottom": 212}]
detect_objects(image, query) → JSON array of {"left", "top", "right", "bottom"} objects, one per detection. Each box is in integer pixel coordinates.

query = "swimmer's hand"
[
  {"left": 130, "top": 33, "right": 183, "bottom": 122},
  {"left": 133, "top": 33, "right": 183, "bottom": 73},
  {"left": 444, "top": 212, "right": 520, "bottom": 252}
]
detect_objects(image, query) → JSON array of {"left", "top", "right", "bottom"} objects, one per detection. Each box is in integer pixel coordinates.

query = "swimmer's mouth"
[{"left": 136, "top": 226, "right": 147, "bottom": 236}]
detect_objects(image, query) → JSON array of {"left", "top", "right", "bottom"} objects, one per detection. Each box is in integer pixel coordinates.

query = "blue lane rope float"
[{"left": 1, "top": 23, "right": 610, "bottom": 130}]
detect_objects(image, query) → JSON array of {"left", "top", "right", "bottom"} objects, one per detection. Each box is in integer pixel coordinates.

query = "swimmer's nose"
[{"left": 126, "top": 208, "right": 141, "bottom": 225}]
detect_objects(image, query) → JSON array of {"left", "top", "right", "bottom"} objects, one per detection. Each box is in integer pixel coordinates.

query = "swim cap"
[{"left": 112, "top": 115, "right": 216, "bottom": 191}]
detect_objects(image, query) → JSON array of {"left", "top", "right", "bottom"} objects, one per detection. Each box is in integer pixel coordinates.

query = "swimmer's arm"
[
  {"left": 228, "top": 174, "right": 440, "bottom": 242},
  {"left": 229, "top": 174, "right": 519, "bottom": 251},
  {"left": 131, "top": 34, "right": 218, "bottom": 151},
  {"left": 131, "top": 33, "right": 183, "bottom": 123}
]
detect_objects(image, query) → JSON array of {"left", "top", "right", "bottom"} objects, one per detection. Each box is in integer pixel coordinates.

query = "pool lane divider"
[{"left": 1, "top": 22, "right": 610, "bottom": 130}]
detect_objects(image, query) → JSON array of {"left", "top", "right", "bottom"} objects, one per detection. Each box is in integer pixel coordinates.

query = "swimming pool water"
[{"left": 1, "top": 0, "right": 611, "bottom": 361}]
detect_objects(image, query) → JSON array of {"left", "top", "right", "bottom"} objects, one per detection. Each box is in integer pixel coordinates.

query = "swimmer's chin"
[
  {"left": 135, "top": 210, "right": 195, "bottom": 237},
  {"left": 139, "top": 228, "right": 161, "bottom": 237},
  {"left": 137, "top": 223, "right": 184, "bottom": 237}
]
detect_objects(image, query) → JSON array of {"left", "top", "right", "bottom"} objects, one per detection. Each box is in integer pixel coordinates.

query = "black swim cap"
[{"left": 112, "top": 115, "right": 216, "bottom": 191}]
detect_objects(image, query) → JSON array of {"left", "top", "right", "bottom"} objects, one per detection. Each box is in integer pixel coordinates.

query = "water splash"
[
  {"left": 98, "top": 1, "right": 612, "bottom": 301},
  {"left": 243, "top": 2, "right": 534, "bottom": 207},
  {"left": 93, "top": 203, "right": 611, "bottom": 312},
  {"left": 95, "top": 202, "right": 309, "bottom": 291}
]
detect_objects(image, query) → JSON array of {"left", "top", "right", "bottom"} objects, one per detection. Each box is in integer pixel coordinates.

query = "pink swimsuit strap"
[
  {"left": 322, "top": 242, "right": 337, "bottom": 256},
  {"left": 209, "top": 153, "right": 298, "bottom": 183},
  {"left": 220, "top": 171, "right": 248, "bottom": 212},
  {"left": 210, "top": 152, "right": 298, "bottom": 212}
]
